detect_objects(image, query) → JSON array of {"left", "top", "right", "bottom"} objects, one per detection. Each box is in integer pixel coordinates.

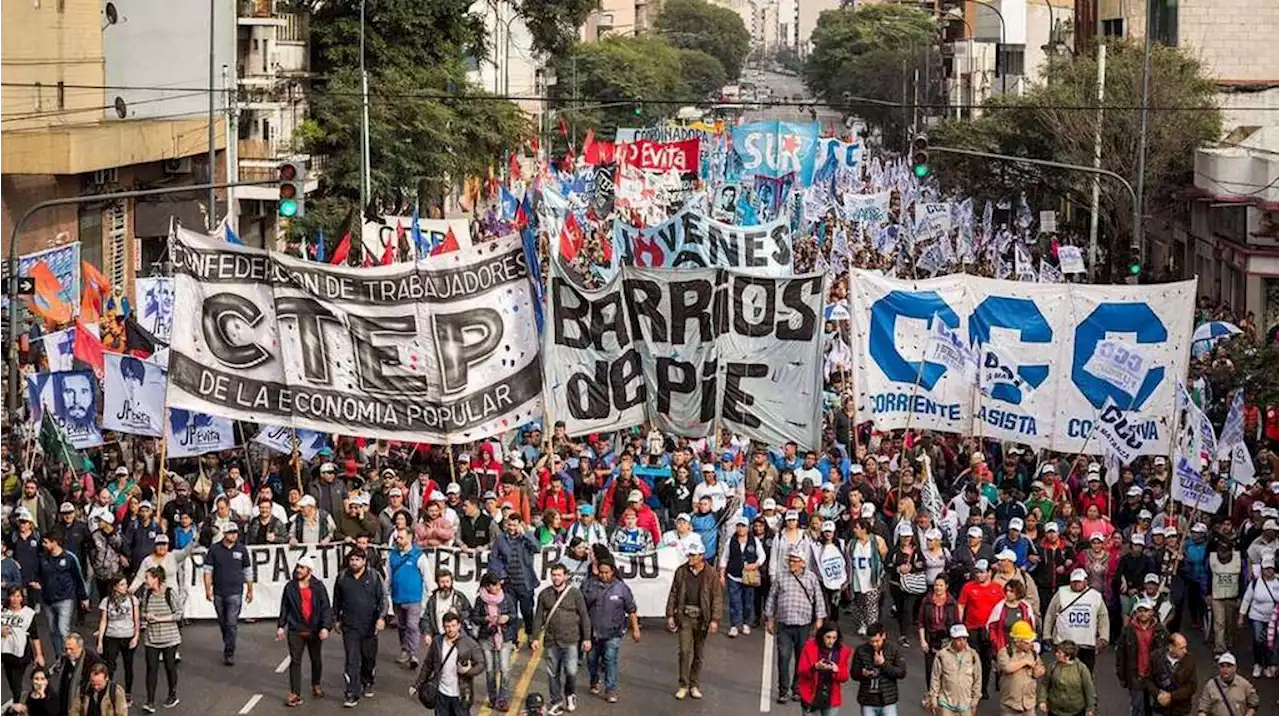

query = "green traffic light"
[
  {"left": 1128, "top": 262, "right": 1141, "bottom": 276},
  {"left": 912, "top": 163, "right": 930, "bottom": 179},
  {"left": 633, "top": 104, "right": 642, "bottom": 116},
  {"left": 279, "top": 199, "right": 299, "bottom": 218}
]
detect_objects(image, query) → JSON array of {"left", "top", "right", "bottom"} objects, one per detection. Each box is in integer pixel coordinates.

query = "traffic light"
[
  {"left": 1126, "top": 244, "right": 1142, "bottom": 277},
  {"left": 632, "top": 102, "right": 643, "bottom": 117},
  {"left": 277, "top": 160, "right": 306, "bottom": 218},
  {"left": 911, "top": 134, "right": 930, "bottom": 179}
]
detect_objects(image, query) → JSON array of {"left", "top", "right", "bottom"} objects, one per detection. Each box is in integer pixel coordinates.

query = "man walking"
[
  {"left": 764, "top": 547, "right": 827, "bottom": 704},
  {"left": 927, "top": 624, "right": 982, "bottom": 716},
  {"left": 1195, "top": 653, "right": 1260, "bottom": 716},
  {"left": 1044, "top": 568, "right": 1109, "bottom": 674},
  {"left": 389, "top": 527, "right": 430, "bottom": 670},
  {"left": 413, "top": 612, "right": 485, "bottom": 716},
  {"left": 996, "top": 621, "right": 1044, "bottom": 716},
  {"left": 34, "top": 533, "right": 89, "bottom": 659},
  {"left": 488, "top": 514, "right": 540, "bottom": 645},
  {"left": 582, "top": 555, "right": 640, "bottom": 704},
  {"left": 201, "top": 522, "right": 253, "bottom": 666},
  {"left": 664, "top": 541, "right": 722, "bottom": 700},
  {"left": 276, "top": 556, "right": 332, "bottom": 707},
  {"left": 1116, "top": 598, "right": 1169, "bottom": 716},
  {"left": 533, "top": 563, "right": 592, "bottom": 713},
  {"left": 333, "top": 548, "right": 387, "bottom": 708},
  {"left": 852, "top": 622, "right": 906, "bottom": 716}
]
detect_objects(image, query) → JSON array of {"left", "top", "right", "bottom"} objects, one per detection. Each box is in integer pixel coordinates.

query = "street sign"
[{"left": 2, "top": 277, "right": 36, "bottom": 295}]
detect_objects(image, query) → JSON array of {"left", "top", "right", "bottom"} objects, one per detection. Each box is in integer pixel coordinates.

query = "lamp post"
[{"left": 968, "top": 0, "right": 1008, "bottom": 95}]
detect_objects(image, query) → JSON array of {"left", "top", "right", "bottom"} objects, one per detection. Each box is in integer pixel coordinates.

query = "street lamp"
[{"left": 967, "top": 0, "right": 1008, "bottom": 95}]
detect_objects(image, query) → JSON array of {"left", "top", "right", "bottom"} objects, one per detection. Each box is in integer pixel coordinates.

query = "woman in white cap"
[
  {"left": 887, "top": 521, "right": 927, "bottom": 648},
  {"left": 812, "top": 521, "right": 847, "bottom": 620},
  {"left": 1238, "top": 555, "right": 1278, "bottom": 678},
  {"left": 719, "top": 516, "right": 764, "bottom": 638},
  {"left": 771, "top": 509, "right": 810, "bottom": 582},
  {"left": 847, "top": 517, "right": 887, "bottom": 636}
]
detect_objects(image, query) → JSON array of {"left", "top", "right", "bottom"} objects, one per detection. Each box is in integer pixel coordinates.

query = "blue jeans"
[
  {"left": 514, "top": 590, "right": 536, "bottom": 642},
  {"left": 44, "top": 600, "right": 75, "bottom": 658},
  {"left": 587, "top": 636, "right": 620, "bottom": 691},
  {"left": 543, "top": 644, "right": 580, "bottom": 703},
  {"left": 1252, "top": 619, "right": 1275, "bottom": 668},
  {"left": 212, "top": 593, "right": 243, "bottom": 657},
  {"left": 482, "top": 643, "right": 514, "bottom": 704},
  {"left": 860, "top": 706, "right": 895, "bottom": 716},
  {"left": 727, "top": 580, "right": 756, "bottom": 628}
]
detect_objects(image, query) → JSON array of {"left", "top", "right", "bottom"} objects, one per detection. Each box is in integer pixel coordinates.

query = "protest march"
[{"left": 3, "top": 114, "right": 1277, "bottom": 716}]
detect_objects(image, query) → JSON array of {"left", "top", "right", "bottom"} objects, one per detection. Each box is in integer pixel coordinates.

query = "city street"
[{"left": 145, "top": 615, "right": 1274, "bottom": 715}]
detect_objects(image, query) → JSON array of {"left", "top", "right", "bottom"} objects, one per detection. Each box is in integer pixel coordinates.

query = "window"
[
  {"left": 1148, "top": 0, "right": 1178, "bottom": 45},
  {"left": 32, "top": 82, "right": 42, "bottom": 111},
  {"left": 1102, "top": 18, "right": 1124, "bottom": 37},
  {"left": 999, "top": 46, "right": 1026, "bottom": 77},
  {"left": 56, "top": 81, "right": 64, "bottom": 110},
  {"left": 1210, "top": 205, "right": 1247, "bottom": 243}
]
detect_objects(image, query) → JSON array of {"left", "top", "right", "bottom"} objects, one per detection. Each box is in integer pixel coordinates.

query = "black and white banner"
[
  {"left": 167, "top": 226, "right": 542, "bottom": 443},
  {"left": 545, "top": 261, "right": 825, "bottom": 448},
  {"left": 612, "top": 206, "right": 794, "bottom": 276},
  {"left": 102, "top": 353, "right": 166, "bottom": 437}
]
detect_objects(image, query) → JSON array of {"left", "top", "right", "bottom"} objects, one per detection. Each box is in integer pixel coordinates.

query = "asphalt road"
[
  {"left": 54, "top": 610, "right": 1275, "bottom": 716},
  {"left": 741, "top": 70, "right": 845, "bottom": 130}
]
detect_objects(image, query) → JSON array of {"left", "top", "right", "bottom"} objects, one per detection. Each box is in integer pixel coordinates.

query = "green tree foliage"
[
  {"left": 294, "top": 0, "right": 595, "bottom": 233},
  {"left": 656, "top": 0, "right": 751, "bottom": 80},
  {"left": 549, "top": 37, "right": 686, "bottom": 143},
  {"left": 773, "top": 46, "right": 803, "bottom": 75},
  {"left": 804, "top": 5, "right": 938, "bottom": 143},
  {"left": 929, "top": 39, "right": 1221, "bottom": 276},
  {"left": 677, "top": 49, "right": 728, "bottom": 100}
]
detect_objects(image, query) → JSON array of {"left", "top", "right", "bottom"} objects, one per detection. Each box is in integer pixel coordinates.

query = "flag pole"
[
  {"left": 290, "top": 428, "right": 304, "bottom": 495},
  {"left": 156, "top": 420, "right": 169, "bottom": 515}
]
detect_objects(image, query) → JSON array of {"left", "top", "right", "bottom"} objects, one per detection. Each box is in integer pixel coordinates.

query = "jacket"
[
  {"left": 68, "top": 682, "right": 128, "bottom": 716},
  {"left": 1195, "top": 676, "right": 1260, "bottom": 716},
  {"left": 278, "top": 578, "right": 334, "bottom": 634},
  {"left": 332, "top": 567, "right": 387, "bottom": 635},
  {"left": 851, "top": 642, "right": 906, "bottom": 707},
  {"left": 421, "top": 589, "right": 472, "bottom": 637},
  {"left": 795, "top": 640, "right": 852, "bottom": 709},
  {"left": 996, "top": 645, "right": 1041, "bottom": 712},
  {"left": 1115, "top": 620, "right": 1170, "bottom": 689},
  {"left": 244, "top": 516, "right": 288, "bottom": 545},
  {"left": 414, "top": 632, "right": 485, "bottom": 704},
  {"left": 488, "top": 531, "right": 540, "bottom": 595},
  {"left": 88, "top": 529, "right": 127, "bottom": 581},
  {"left": 36, "top": 550, "right": 87, "bottom": 604},
  {"left": 1039, "top": 658, "right": 1097, "bottom": 716},
  {"left": 55, "top": 648, "right": 103, "bottom": 716},
  {"left": 664, "top": 562, "right": 723, "bottom": 626},
  {"left": 533, "top": 584, "right": 591, "bottom": 647},
  {"left": 1143, "top": 650, "right": 1198, "bottom": 716},
  {"left": 307, "top": 479, "right": 349, "bottom": 520},
  {"left": 335, "top": 512, "right": 380, "bottom": 541},
  {"left": 927, "top": 643, "right": 981, "bottom": 711},
  {"left": 469, "top": 589, "right": 519, "bottom": 644}
]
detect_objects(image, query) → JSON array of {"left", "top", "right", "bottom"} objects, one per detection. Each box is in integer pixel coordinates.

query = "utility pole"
[
  {"left": 360, "top": 0, "right": 372, "bottom": 219},
  {"left": 1133, "top": 3, "right": 1154, "bottom": 283},
  {"left": 1088, "top": 43, "right": 1106, "bottom": 280},
  {"left": 223, "top": 63, "right": 238, "bottom": 233},
  {"left": 207, "top": 0, "right": 218, "bottom": 229}
]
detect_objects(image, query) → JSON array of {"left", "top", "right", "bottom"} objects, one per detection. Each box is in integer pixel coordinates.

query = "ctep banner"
[
  {"left": 612, "top": 205, "right": 794, "bottom": 276},
  {"left": 848, "top": 270, "right": 1196, "bottom": 454},
  {"left": 544, "top": 261, "right": 826, "bottom": 448},
  {"left": 179, "top": 542, "right": 687, "bottom": 620},
  {"left": 166, "top": 226, "right": 542, "bottom": 444}
]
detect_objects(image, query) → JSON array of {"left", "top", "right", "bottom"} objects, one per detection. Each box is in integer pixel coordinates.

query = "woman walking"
[
  {"left": 847, "top": 519, "right": 888, "bottom": 636},
  {"left": 140, "top": 566, "right": 184, "bottom": 712},
  {"left": 887, "top": 522, "right": 928, "bottom": 648},
  {"left": 917, "top": 575, "right": 961, "bottom": 690},
  {"left": 11, "top": 666, "right": 58, "bottom": 716},
  {"left": 1, "top": 587, "right": 43, "bottom": 701},
  {"left": 96, "top": 576, "right": 139, "bottom": 705},
  {"left": 795, "top": 622, "right": 851, "bottom": 716},
  {"left": 472, "top": 571, "right": 518, "bottom": 711}
]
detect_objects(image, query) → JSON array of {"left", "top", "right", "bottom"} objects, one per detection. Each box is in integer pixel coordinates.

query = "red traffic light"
[{"left": 279, "top": 163, "right": 297, "bottom": 182}]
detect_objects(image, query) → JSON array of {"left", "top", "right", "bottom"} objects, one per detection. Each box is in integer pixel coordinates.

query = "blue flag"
[
  {"left": 221, "top": 218, "right": 243, "bottom": 245},
  {"left": 410, "top": 204, "right": 430, "bottom": 256},
  {"left": 500, "top": 187, "right": 519, "bottom": 222},
  {"left": 314, "top": 229, "right": 326, "bottom": 263},
  {"left": 520, "top": 225, "right": 544, "bottom": 334},
  {"left": 1218, "top": 389, "right": 1246, "bottom": 457}
]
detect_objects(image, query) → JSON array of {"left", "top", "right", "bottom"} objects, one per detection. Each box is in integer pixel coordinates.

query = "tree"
[
  {"left": 773, "top": 46, "right": 803, "bottom": 75},
  {"left": 292, "top": 0, "right": 595, "bottom": 238},
  {"left": 929, "top": 38, "right": 1221, "bottom": 278},
  {"left": 804, "top": 5, "right": 938, "bottom": 144},
  {"left": 656, "top": 0, "right": 751, "bottom": 80},
  {"left": 549, "top": 37, "right": 686, "bottom": 144},
  {"left": 677, "top": 49, "right": 727, "bottom": 100}
]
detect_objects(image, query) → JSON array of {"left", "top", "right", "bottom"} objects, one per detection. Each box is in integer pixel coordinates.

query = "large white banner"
[
  {"left": 26, "top": 370, "right": 103, "bottom": 449},
  {"left": 612, "top": 206, "right": 794, "bottom": 276},
  {"left": 545, "top": 262, "right": 826, "bottom": 448},
  {"left": 102, "top": 353, "right": 166, "bottom": 437},
  {"left": 165, "top": 408, "right": 237, "bottom": 458},
  {"left": 253, "top": 424, "right": 328, "bottom": 461},
  {"left": 167, "top": 226, "right": 542, "bottom": 443},
  {"left": 849, "top": 270, "right": 1195, "bottom": 454},
  {"left": 180, "top": 542, "right": 684, "bottom": 620}
]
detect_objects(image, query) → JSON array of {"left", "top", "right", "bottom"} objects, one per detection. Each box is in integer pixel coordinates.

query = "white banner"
[
  {"left": 134, "top": 277, "right": 175, "bottom": 345},
  {"left": 361, "top": 217, "right": 473, "bottom": 261},
  {"left": 101, "top": 353, "right": 166, "bottom": 437},
  {"left": 841, "top": 191, "right": 891, "bottom": 223},
  {"left": 613, "top": 206, "right": 794, "bottom": 276},
  {"left": 167, "top": 226, "right": 542, "bottom": 443},
  {"left": 545, "top": 263, "right": 826, "bottom": 448},
  {"left": 1058, "top": 246, "right": 1087, "bottom": 274},
  {"left": 850, "top": 270, "right": 1195, "bottom": 454},
  {"left": 1172, "top": 455, "right": 1223, "bottom": 514},
  {"left": 180, "top": 542, "right": 685, "bottom": 620},
  {"left": 25, "top": 371, "right": 103, "bottom": 449},
  {"left": 41, "top": 328, "right": 77, "bottom": 372},
  {"left": 253, "top": 424, "right": 328, "bottom": 461},
  {"left": 165, "top": 408, "right": 237, "bottom": 458},
  {"left": 1095, "top": 397, "right": 1147, "bottom": 464}
]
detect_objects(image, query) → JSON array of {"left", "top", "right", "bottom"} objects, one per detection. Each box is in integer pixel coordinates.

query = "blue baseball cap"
[{"left": 578, "top": 504, "right": 594, "bottom": 516}]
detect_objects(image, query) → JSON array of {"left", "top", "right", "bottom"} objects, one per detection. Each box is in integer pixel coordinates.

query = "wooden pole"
[
  {"left": 155, "top": 421, "right": 169, "bottom": 514},
  {"left": 290, "top": 428, "right": 304, "bottom": 495}
]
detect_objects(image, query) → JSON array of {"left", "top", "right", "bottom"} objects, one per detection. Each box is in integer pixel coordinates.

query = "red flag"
[
  {"left": 80, "top": 260, "right": 111, "bottom": 323},
  {"left": 530, "top": 134, "right": 540, "bottom": 156},
  {"left": 581, "top": 128, "right": 595, "bottom": 163},
  {"left": 330, "top": 231, "right": 352, "bottom": 265},
  {"left": 72, "top": 319, "right": 105, "bottom": 376},
  {"left": 557, "top": 116, "right": 568, "bottom": 137},
  {"left": 558, "top": 224, "right": 579, "bottom": 262},
  {"left": 380, "top": 237, "right": 396, "bottom": 265},
  {"left": 599, "top": 227, "right": 613, "bottom": 263},
  {"left": 431, "top": 227, "right": 460, "bottom": 256},
  {"left": 508, "top": 153, "right": 522, "bottom": 180},
  {"left": 25, "top": 261, "right": 72, "bottom": 325}
]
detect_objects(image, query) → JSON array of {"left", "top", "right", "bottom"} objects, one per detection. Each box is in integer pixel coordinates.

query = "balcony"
[{"left": 239, "top": 0, "right": 287, "bottom": 24}]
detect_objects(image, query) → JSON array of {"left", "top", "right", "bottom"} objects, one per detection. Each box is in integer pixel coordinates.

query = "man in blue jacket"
[
  {"left": 333, "top": 547, "right": 387, "bottom": 707},
  {"left": 488, "top": 514, "right": 540, "bottom": 645},
  {"left": 387, "top": 527, "right": 430, "bottom": 670},
  {"left": 35, "top": 532, "right": 89, "bottom": 658}
]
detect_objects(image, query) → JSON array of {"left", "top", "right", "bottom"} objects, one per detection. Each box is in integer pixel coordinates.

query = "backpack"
[{"left": 141, "top": 587, "right": 178, "bottom": 620}]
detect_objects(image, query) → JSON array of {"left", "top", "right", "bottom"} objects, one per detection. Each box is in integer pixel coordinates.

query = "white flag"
[{"left": 1083, "top": 338, "right": 1151, "bottom": 397}]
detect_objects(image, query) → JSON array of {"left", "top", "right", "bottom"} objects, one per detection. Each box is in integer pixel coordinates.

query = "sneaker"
[
  {"left": 1266, "top": 666, "right": 1277, "bottom": 678},
  {"left": 1253, "top": 665, "right": 1263, "bottom": 678},
  {"left": 223, "top": 655, "right": 235, "bottom": 666},
  {"left": 362, "top": 686, "right": 375, "bottom": 698},
  {"left": 163, "top": 697, "right": 180, "bottom": 709},
  {"left": 606, "top": 691, "right": 618, "bottom": 703},
  {"left": 567, "top": 694, "right": 578, "bottom": 712},
  {"left": 285, "top": 694, "right": 303, "bottom": 708},
  {"left": 408, "top": 659, "right": 420, "bottom": 671},
  {"left": 126, "top": 696, "right": 134, "bottom": 707},
  {"left": 590, "top": 683, "right": 602, "bottom": 696},
  {"left": 741, "top": 624, "right": 751, "bottom": 635},
  {"left": 728, "top": 626, "right": 739, "bottom": 638},
  {"left": 342, "top": 698, "right": 359, "bottom": 708},
  {"left": 396, "top": 651, "right": 410, "bottom": 665},
  {"left": 856, "top": 626, "right": 867, "bottom": 636},
  {"left": 674, "top": 687, "right": 688, "bottom": 700},
  {"left": 175, "top": 650, "right": 182, "bottom": 663},
  {"left": 776, "top": 692, "right": 789, "bottom": 704},
  {"left": 689, "top": 687, "right": 702, "bottom": 699},
  {"left": 898, "top": 635, "right": 910, "bottom": 648},
  {"left": 142, "top": 704, "right": 156, "bottom": 714},
  {"left": 547, "top": 701, "right": 566, "bottom": 715}
]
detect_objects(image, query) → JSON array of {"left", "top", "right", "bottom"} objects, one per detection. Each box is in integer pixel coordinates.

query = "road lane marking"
[
  {"left": 759, "top": 630, "right": 774, "bottom": 712},
  {"left": 275, "top": 655, "right": 291, "bottom": 673},
  {"left": 238, "top": 694, "right": 263, "bottom": 714}
]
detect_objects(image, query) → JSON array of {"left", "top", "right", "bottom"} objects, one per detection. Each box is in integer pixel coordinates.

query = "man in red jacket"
[
  {"left": 624, "top": 489, "right": 661, "bottom": 545},
  {"left": 537, "top": 477, "right": 577, "bottom": 525},
  {"left": 957, "top": 559, "right": 1005, "bottom": 700}
]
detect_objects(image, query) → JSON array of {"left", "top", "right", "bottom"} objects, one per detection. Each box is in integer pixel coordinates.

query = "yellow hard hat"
[{"left": 1009, "top": 620, "right": 1037, "bottom": 641}]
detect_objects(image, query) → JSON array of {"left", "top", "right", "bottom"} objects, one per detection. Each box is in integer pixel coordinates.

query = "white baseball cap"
[
  {"left": 860, "top": 504, "right": 876, "bottom": 518},
  {"left": 98, "top": 512, "right": 115, "bottom": 526},
  {"left": 627, "top": 489, "right": 644, "bottom": 503},
  {"left": 676, "top": 513, "right": 691, "bottom": 523},
  {"left": 1264, "top": 519, "right": 1279, "bottom": 531},
  {"left": 821, "top": 521, "right": 836, "bottom": 533},
  {"left": 298, "top": 495, "right": 317, "bottom": 508},
  {"left": 785, "top": 509, "right": 800, "bottom": 521},
  {"left": 1134, "top": 597, "right": 1157, "bottom": 611},
  {"left": 925, "top": 527, "right": 943, "bottom": 541},
  {"left": 685, "top": 541, "right": 705, "bottom": 555},
  {"left": 1087, "top": 462, "right": 1101, "bottom": 473},
  {"left": 762, "top": 498, "right": 778, "bottom": 511},
  {"left": 949, "top": 624, "right": 970, "bottom": 639},
  {"left": 974, "top": 559, "right": 991, "bottom": 572},
  {"left": 1153, "top": 456, "right": 1167, "bottom": 467},
  {"left": 1138, "top": 509, "right": 1153, "bottom": 520},
  {"left": 14, "top": 507, "right": 33, "bottom": 522},
  {"left": 967, "top": 526, "right": 984, "bottom": 539},
  {"left": 1089, "top": 532, "right": 1105, "bottom": 542},
  {"left": 1131, "top": 534, "right": 1146, "bottom": 545},
  {"left": 1008, "top": 517, "right": 1024, "bottom": 531},
  {"left": 429, "top": 490, "right": 446, "bottom": 502},
  {"left": 1216, "top": 652, "right": 1237, "bottom": 665},
  {"left": 445, "top": 482, "right": 461, "bottom": 494},
  {"left": 1191, "top": 522, "right": 1208, "bottom": 533},
  {"left": 115, "top": 466, "right": 129, "bottom": 476},
  {"left": 1127, "top": 486, "right": 1143, "bottom": 497},
  {"left": 1070, "top": 568, "right": 1089, "bottom": 581},
  {"left": 1144, "top": 573, "right": 1160, "bottom": 584},
  {"left": 1044, "top": 522, "right": 1060, "bottom": 533},
  {"left": 895, "top": 522, "right": 913, "bottom": 537},
  {"left": 996, "top": 549, "right": 1017, "bottom": 562},
  {"left": 295, "top": 556, "right": 315, "bottom": 571}
]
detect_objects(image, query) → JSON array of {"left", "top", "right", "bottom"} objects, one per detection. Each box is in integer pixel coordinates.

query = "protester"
[
  {"left": 1237, "top": 554, "right": 1278, "bottom": 677},
  {"left": 412, "top": 611, "right": 485, "bottom": 716},
  {"left": 1, "top": 587, "right": 43, "bottom": 702},
  {"left": 851, "top": 621, "right": 906, "bottom": 716},
  {"left": 532, "top": 562, "right": 591, "bottom": 713},
  {"left": 201, "top": 521, "right": 253, "bottom": 666},
  {"left": 1043, "top": 568, "right": 1109, "bottom": 673},
  {"left": 276, "top": 556, "right": 332, "bottom": 707},
  {"left": 1146, "top": 632, "right": 1197, "bottom": 716},
  {"left": 11, "top": 666, "right": 56, "bottom": 716},
  {"left": 665, "top": 540, "right": 720, "bottom": 700},
  {"left": 765, "top": 546, "right": 827, "bottom": 703},
  {"left": 582, "top": 555, "right": 639, "bottom": 704},
  {"left": 139, "top": 565, "right": 183, "bottom": 712},
  {"left": 95, "top": 575, "right": 139, "bottom": 705},
  {"left": 471, "top": 572, "right": 518, "bottom": 710},
  {"left": 421, "top": 569, "right": 472, "bottom": 649},
  {"left": 926, "top": 624, "right": 981, "bottom": 716},
  {"left": 996, "top": 620, "right": 1043, "bottom": 716},
  {"left": 1194, "top": 652, "right": 1260, "bottom": 716},
  {"left": 489, "top": 514, "right": 541, "bottom": 645},
  {"left": 34, "top": 532, "right": 88, "bottom": 659},
  {"left": 957, "top": 558, "right": 1003, "bottom": 699},
  {"left": 796, "top": 621, "right": 852, "bottom": 716},
  {"left": 387, "top": 526, "right": 431, "bottom": 670},
  {"left": 332, "top": 547, "right": 387, "bottom": 707},
  {"left": 720, "top": 515, "right": 765, "bottom": 637},
  {"left": 68, "top": 662, "right": 128, "bottom": 716},
  {"left": 1038, "top": 640, "right": 1096, "bottom": 716},
  {"left": 1116, "top": 597, "right": 1170, "bottom": 716}
]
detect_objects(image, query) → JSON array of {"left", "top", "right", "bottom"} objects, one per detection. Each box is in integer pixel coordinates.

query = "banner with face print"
[
  {"left": 165, "top": 408, "right": 236, "bottom": 458},
  {"left": 134, "top": 277, "right": 175, "bottom": 345},
  {"left": 102, "top": 353, "right": 166, "bottom": 437},
  {"left": 26, "top": 370, "right": 103, "bottom": 449},
  {"left": 166, "top": 226, "right": 541, "bottom": 443},
  {"left": 849, "top": 270, "right": 1195, "bottom": 454}
]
